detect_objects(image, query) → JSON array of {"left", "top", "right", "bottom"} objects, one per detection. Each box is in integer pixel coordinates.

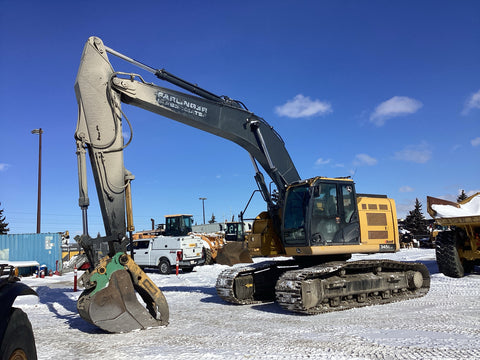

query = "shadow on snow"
[{"left": 35, "top": 286, "right": 106, "bottom": 334}]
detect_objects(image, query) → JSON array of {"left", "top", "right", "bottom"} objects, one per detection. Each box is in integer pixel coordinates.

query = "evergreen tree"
[
  {"left": 208, "top": 213, "right": 216, "bottom": 224},
  {"left": 457, "top": 190, "right": 468, "bottom": 202},
  {"left": 0, "top": 202, "right": 10, "bottom": 234},
  {"left": 404, "top": 198, "right": 428, "bottom": 236}
]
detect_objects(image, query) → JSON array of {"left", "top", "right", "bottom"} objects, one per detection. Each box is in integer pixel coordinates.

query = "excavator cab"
[{"left": 282, "top": 178, "right": 360, "bottom": 249}]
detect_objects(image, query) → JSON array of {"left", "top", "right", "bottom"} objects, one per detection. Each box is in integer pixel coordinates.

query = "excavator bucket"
[
  {"left": 216, "top": 242, "right": 253, "bottom": 266},
  {"left": 77, "top": 253, "right": 169, "bottom": 333}
]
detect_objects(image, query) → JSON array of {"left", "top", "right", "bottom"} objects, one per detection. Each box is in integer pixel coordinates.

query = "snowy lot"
[{"left": 14, "top": 249, "right": 480, "bottom": 359}]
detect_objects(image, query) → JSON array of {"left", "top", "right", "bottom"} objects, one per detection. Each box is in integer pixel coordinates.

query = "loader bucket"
[{"left": 216, "top": 242, "right": 253, "bottom": 266}]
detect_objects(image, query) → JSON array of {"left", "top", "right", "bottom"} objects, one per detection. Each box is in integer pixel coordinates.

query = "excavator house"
[{"left": 74, "top": 36, "right": 430, "bottom": 333}]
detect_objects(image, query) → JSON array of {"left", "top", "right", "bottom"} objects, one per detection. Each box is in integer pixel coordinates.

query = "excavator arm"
[
  {"left": 74, "top": 36, "right": 299, "bottom": 333},
  {"left": 75, "top": 38, "right": 171, "bottom": 333}
]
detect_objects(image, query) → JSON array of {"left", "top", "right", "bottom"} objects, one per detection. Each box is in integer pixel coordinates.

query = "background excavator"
[{"left": 74, "top": 36, "right": 430, "bottom": 333}]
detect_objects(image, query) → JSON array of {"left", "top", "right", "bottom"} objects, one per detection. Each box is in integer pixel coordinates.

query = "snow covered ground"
[{"left": 13, "top": 249, "right": 480, "bottom": 359}]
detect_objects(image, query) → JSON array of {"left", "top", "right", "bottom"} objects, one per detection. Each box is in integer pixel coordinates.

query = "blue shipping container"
[{"left": 0, "top": 233, "right": 62, "bottom": 272}]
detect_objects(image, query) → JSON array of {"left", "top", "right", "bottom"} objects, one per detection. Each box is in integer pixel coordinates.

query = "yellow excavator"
[{"left": 74, "top": 36, "right": 430, "bottom": 332}]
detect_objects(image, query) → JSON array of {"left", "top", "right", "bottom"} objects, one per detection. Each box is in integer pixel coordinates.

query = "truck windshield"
[{"left": 283, "top": 185, "right": 309, "bottom": 245}]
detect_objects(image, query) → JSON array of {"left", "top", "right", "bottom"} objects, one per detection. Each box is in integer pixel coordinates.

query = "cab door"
[
  {"left": 310, "top": 181, "right": 360, "bottom": 245},
  {"left": 338, "top": 183, "right": 360, "bottom": 244}
]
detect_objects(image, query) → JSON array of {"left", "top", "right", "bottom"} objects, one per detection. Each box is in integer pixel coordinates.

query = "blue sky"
[{"left": 1, "top": 0, "right": 479, "bottom": 237}]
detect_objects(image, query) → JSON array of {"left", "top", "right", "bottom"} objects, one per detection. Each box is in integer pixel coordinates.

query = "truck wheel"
[
  {"left": 158, "top": 259, "right": 171, "bottom": 275},
  {"left": 0, "top": 307, "right": 37, "bottom": 360},
  {"left": 435, "top": 231, "right": 464, "bottom": 278},
  {"left": 203, "top": 247, "right": 213, "bottom": 265}
]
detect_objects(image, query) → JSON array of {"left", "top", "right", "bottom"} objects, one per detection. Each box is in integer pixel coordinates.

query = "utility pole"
[
  {"left": 31, "top": 128, "right": 43, "bottom": 233},
  {"left": 199, "top": 197, "right": 207, "bottom": 224}
]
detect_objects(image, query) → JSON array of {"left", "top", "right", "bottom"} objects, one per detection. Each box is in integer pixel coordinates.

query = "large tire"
[
  {"left": 0, "top": 307, "right": 37, "bottom": 360},
  {"left": 435, "top": 231, "right": 464, "bottom": 278},
  {"left": 203, "top": 247, "right": 213, "bottom": 265},
  {"left": 158, "top": 259, "right": 171, "bottom": 275}
]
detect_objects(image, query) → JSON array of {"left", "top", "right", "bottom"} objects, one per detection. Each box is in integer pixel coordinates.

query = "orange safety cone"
[{"left": 176, "top": 251, "right": 181, "bottom": 276}]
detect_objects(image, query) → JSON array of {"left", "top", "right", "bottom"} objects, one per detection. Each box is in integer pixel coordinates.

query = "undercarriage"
[{"left": 216, "top": 259, "right": 430, "bottom": 313}]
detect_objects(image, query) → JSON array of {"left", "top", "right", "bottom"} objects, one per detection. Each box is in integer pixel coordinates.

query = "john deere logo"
[{"left": 296, "top": 248, "right": 302, "bottom": 254}]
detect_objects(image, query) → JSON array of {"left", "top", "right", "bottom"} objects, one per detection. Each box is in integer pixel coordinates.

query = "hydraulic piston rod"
[{"left": 104, "top": 45, "right": 224, "bottom": 103}]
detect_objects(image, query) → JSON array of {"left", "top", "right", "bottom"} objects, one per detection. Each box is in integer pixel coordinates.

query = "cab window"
[
  {"left": 342, "top": 184, "right": 356, "bottom": 223},
  {"left": 132, "top": 240, "right": 149, "bottom": 250}
]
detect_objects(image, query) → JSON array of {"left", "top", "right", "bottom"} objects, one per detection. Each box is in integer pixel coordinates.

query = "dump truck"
[{"left": 427, "top": 193, "right": 480, "bottom": 277}]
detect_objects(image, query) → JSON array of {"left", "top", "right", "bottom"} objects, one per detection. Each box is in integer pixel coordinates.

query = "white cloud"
[
  {"left": 451, "top": 144, "right": 462, "bottom": 152},
  {"left": 275, "top": 94, "right": 332, "bottom": 118},
  {"left": 353, "top": 153, "right": 377, "bottom": 166},
  {"left": 370, "top": 96, "right": 423, "bottom": 126},
  {"left": 471, "top": 137, "right": 480, "bottom": 147},
  {"left": 394, "top": 142, "right": 432, "bottom": 163},
  {"left": 462, "top": 89, "right": 480, "bottom": 115},
  {"left": 0, "top": 163, "right": 10, "bottom": 171},
  {"left": 399, "top": 186, "right": 414, "bottom": 193},
  {"left": 315, "top": 158, "right": 331, "bottom": 166}
]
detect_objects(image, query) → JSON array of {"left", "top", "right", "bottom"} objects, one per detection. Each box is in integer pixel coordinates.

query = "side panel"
[
  {"left": 357, "top": 196, "right": 399, "bottom": 251},
  {"left": 180, "top": 237, "right": 204, "bottom": 260},
  {"left": 149, "top": 236, "right": 203, "bottom": 261}
]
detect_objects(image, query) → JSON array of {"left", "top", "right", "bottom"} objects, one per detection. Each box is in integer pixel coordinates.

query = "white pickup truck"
[{"left": 129, "top": 234, "right": 205, "bottom": 274}]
